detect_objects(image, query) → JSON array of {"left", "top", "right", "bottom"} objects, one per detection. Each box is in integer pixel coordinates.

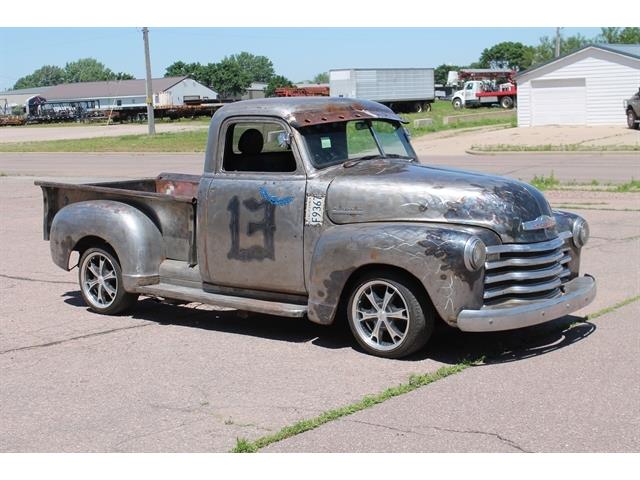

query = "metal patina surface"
[
  {"left": 324, "top": 160, "right": 558, "bottom": 244},
  {"left": 48, "top": 200, "right": 164, "bottom": 290}
]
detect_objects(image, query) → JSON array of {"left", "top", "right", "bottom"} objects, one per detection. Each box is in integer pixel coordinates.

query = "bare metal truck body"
[{"left": 37, "top": 97, "right": 596, "bottom": 358}]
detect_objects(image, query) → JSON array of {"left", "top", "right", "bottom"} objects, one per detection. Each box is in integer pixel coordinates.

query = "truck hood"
[{"left": 325, "top": 159, "right": 558, "bottom": 243}]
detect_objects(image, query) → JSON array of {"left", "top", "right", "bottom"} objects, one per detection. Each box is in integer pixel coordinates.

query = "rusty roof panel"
[{"left": 216, "top": 97, "right": 405, "bottom": 127}]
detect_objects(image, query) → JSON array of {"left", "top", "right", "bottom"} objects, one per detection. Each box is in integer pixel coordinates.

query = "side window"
[{"left": 222, "top": 121, "right": 297, "bottom": 173}]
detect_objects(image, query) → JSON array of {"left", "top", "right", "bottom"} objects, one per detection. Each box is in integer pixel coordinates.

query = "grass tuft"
[
  {"left": 529, "top": 172, "right": 560, "bottom": 190},
  {"left": 614, "top": 179, "right": 640, "bottom": 193},
  {"left": 527, "top": 173, "right": 640, "bottom": 193}
]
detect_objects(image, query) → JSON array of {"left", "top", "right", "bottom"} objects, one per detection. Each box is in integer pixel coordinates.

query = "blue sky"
[{"left": 0, "top": 27, "right": 603, "bottom": 90}]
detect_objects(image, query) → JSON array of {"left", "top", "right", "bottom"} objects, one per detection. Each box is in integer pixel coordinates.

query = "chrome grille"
[{"left": 484, "top": 234, "right": 572, "bottom": 303}]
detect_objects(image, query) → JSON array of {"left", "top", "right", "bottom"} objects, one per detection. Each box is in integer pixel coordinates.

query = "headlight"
[
  {"left": 572, "top": 218, "right": 589, "bottom": 248},
  {"left": 464, "top": 237, "right": 486, "bottom": 271}
]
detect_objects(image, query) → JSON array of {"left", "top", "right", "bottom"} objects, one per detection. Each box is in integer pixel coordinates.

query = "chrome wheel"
[
  {"left": 80, "top": 251, "right": 117, "bottom": 309},
  {"left": 351, "top": 280, "right": 410, "bottom": 352}
]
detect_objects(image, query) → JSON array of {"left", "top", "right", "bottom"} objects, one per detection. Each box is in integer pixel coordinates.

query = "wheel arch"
[
  {"left": 336, "top": 263, "right": 436, "bottom": 324},
  {"left": 73, "top": 235, "right": 119, "bottom": 264}
]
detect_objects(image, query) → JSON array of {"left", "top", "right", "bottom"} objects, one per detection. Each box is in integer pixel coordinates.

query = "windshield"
[{"left": 299, "top": 119, "right": 416, "bottom": 169}]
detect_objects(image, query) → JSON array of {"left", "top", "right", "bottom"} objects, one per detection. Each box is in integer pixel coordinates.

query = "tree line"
[
  {"left": 12, "top": 58, "right": 134, "bottom": 90},
  {"left": 163, "top": 52, "right": 328, "bottom": 98}
]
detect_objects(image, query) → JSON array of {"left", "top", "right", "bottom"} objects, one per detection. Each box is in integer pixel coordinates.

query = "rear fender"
[{"left": 49, "top": 200, "right": 164, "bottom": 291}]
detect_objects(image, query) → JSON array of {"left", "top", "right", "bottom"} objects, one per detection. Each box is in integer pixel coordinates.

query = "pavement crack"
[
  {"left": 0, "top": 273, "right": 76, "bottom": 286},
  {"left": 348, "top": 419, "right": 531, "bottom": 452},
  {"left": 0, "top": 323, "right": 155, "bottom": 355}
]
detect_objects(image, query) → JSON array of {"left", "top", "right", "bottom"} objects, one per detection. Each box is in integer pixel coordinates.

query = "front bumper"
[{"left": 457, "top": 275, "right": 596, "bottom": 332}]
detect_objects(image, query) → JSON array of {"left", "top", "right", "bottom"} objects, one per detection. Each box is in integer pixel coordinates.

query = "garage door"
[{"left": 531, "top": 78, "right": 586, "bottom": 126}]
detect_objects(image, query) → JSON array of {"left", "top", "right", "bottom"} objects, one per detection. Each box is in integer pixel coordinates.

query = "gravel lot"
[{"left": 0, "top": 152, "right": 638, "bottom": 452}]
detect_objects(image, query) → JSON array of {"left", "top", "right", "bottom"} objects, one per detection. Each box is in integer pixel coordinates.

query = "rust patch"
[{"left": 289, "top": 102, "right": 403, "bottom": 128}]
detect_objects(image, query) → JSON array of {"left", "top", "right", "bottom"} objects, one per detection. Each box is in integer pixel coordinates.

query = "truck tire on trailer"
[
  {"left": 452, "top": 98, "right": 463, "bottom": 109},
  {"left": 414, "top": 101, "right": 431, "bottom": 113},
  {"left": 500, "top": 96, "right": 514, "bottom": 109}
]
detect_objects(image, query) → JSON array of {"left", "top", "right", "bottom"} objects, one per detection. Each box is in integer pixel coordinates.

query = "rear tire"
[
  {"left": 500, "top": 96, "right": 514, "bottom": 109},
  {"left": 79, "top": 247, "right": 138, "bottom": 315},
  {"left": 346, "top": 271, "right": 434, "bottom": 358},
  {"left": 628, "top": 109, "right": 639, "bottom": 130}
]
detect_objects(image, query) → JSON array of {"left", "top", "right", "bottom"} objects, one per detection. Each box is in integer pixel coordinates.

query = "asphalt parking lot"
[{"left": 0, "top": 152, "right": 639, "bottom": 452}]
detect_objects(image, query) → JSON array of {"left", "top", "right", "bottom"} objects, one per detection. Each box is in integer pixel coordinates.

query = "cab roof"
[{"left": 215, "top": 97, "right": 405, "bottom": 128}]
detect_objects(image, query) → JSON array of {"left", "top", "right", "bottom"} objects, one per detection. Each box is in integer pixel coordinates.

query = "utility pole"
[
  {"left": 555, "top": 27, "right": 562, "bottom": 58},
  {"left": 142, "top": 27, "right": 156, "bottom": 135}
]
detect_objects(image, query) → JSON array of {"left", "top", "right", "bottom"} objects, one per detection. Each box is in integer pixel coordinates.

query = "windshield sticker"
[
  {"left": 321, "top": 137, "right": 332, "bottom": 149},
  {"left": 305, "top": 195, "right": 325, "bottom": 226}
]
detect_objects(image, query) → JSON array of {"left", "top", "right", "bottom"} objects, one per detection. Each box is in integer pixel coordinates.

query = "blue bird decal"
[{"left": 259, "top": 186, "right": 294, "bottom": 206}]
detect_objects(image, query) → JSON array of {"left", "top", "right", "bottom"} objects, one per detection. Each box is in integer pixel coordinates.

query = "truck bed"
[{"left": 35, "top": 173, "right": 201, "bottom": 264}]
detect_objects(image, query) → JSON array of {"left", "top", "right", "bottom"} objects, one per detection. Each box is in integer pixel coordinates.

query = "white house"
[{"left": 516, "top": 44, "right": 640, "bottom": 127}]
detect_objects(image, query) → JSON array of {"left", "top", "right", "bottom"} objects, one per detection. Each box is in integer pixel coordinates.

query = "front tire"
[
  {"left": 452, "top": 98, "right": 463, "bottom": 109},
  {"left": 628, "top": 109, "right": 639, "bottom": 129},
  {"left": 79, "top": 247, "right": 138, "bottom": 315},
  {"left": 346, "top": 272, "right": 434, "bottom": 358}
]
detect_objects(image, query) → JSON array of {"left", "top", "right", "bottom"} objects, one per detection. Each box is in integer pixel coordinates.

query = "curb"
[{"left": 465, "top": 149, "right": 640, "bottom": 156}]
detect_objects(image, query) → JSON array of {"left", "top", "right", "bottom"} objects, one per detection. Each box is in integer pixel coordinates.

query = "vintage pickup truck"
[{"left": 37, "top": 97, "right": 596, "bottom": 358}]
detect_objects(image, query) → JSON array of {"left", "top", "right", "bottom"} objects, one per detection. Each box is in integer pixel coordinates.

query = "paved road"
[
  {"left": 265, "top": 301, "right": 640, "bottom": 452},
  {"left": 1, "top": 151, "right": 638, "bottom": 184},
  {"left": 0, "top": 156, "right": 638, "bottom": 452}
]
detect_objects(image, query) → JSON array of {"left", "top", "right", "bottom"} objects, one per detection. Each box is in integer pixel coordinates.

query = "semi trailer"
[{"left": 330, "top": 68, "right": 435, "bottom": 113}]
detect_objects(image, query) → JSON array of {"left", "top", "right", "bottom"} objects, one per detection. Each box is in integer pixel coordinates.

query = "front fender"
[
  {"left": 50, "top": 200, "right": 164, "bottom": 291},
  {"left": 307, "top": 222, "right": 499, "bottom": 326}
]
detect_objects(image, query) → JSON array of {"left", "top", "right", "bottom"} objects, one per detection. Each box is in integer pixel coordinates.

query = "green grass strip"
[
  {"left": 231, "top": 361, "right": 476, "bottom": 452},
  {"left": 586, "top": 294, "right": 640, "bottom": 320},
  {"left": 470, "top": 143, "right": 640, "bottom": 153},
  {"left": 552, "top": 205, "right": 640, "bottom": 212}
]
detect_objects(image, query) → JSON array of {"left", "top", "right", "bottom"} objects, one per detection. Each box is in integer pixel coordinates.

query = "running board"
[{"left": 135, "top": 283, "right": 308, "bottom": 318}]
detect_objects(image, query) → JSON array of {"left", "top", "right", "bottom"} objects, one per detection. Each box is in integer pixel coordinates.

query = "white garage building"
[{"left": 516, "top": 44, "right": 640, "bottom": 127}]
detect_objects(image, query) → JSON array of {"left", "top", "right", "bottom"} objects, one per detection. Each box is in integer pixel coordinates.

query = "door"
[
  {"left": 201, "top": 118, "right": 307, "bottom": 295},
  {"left": 464, "top": 82, "right": 477, "bottom": 103},
  {"left": 531, "top": 78, "right": 587, "bottom": 125}
]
